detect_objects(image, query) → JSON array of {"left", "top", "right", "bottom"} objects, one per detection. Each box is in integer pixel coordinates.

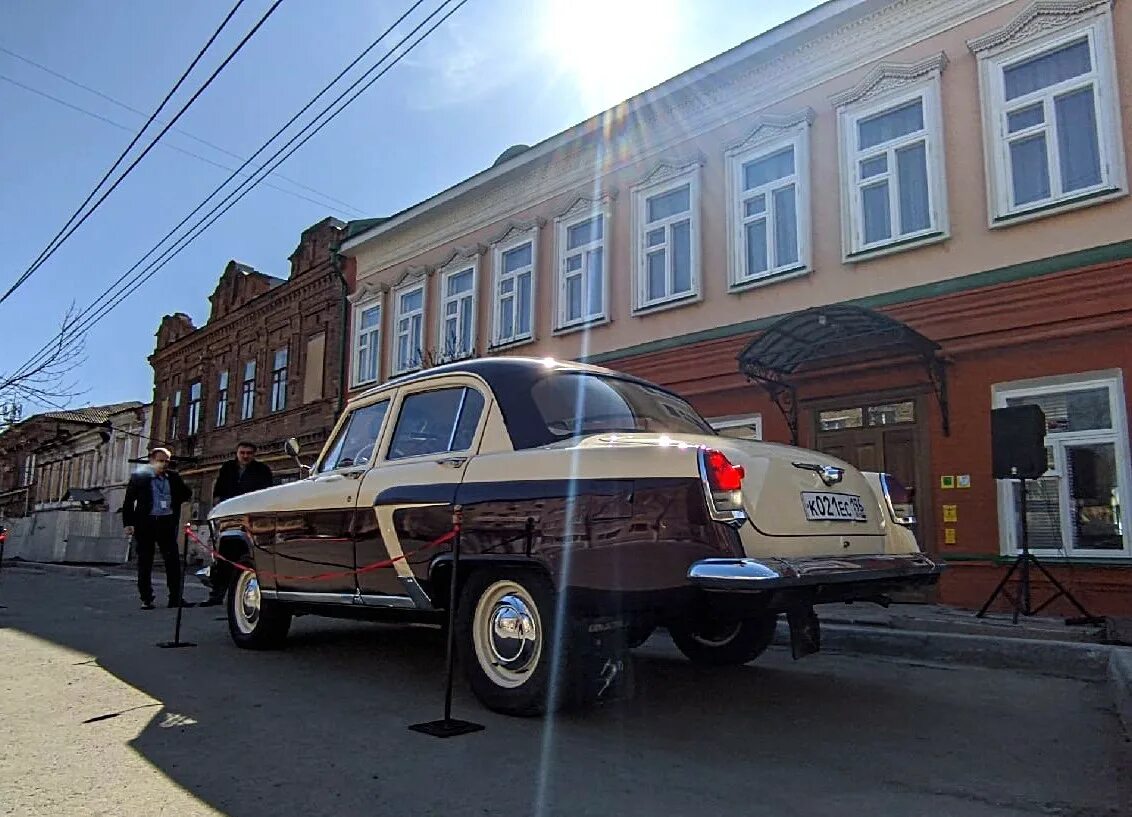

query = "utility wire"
[
  {"left": 0, "top": 0, "right": 283, "bottom": 307},
  {"left": 0, "top": 73, "right": 359, "bottom": 216},
  {"left": 6, "top": 0, "right": 462, "bottom": 386},
  {"left": 0, "top": 44, "right": 365, "bottom": 215}
]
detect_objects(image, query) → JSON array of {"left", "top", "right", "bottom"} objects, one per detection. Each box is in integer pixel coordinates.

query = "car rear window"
[{"left": 530, "top": 373, "right": 714, "bottom": 438}]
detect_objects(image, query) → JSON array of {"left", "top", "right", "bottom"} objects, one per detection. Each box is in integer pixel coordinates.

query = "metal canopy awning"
[{"left": 736, "top": 304, "right": 949, "bottom": 446}]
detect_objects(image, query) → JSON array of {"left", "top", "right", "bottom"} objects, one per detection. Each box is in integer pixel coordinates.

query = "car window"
[
  {"left": 531, "top": 373, "right": 714, "bottom": 438},
  {"left": 319, "top": 400, "right": 390, "bottom": 472},
  {"left": 387, "top": 387, "right": 485, "bottom": 461}
]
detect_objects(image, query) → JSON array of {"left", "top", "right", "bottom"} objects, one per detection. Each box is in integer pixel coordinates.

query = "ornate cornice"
[
  {"left": 554, "top": 190, "right": 617, "bottom": 223},
  {"left": 348, "top": 280, "right": 387, "bottom": 305},
  {"left": 437, "top": 245, "right": 483, "bottom": 273},
  {"left": 393, "top": 265, "right": 431, "bottom": 290},
  {"left": 830, "top": 52, "right": 949, "bottom": 108},
  {"left": 725, "top": 108, "right": 816, "bottom": 156},
  {"left": 967, "top": 0, "right": 1111, "bottom": 55},
  {"left": 631, "top": 156, "right": 706, "bottom": 192},
  {"left": 488, "top": 218, "right": 543, "bottom": 249}
]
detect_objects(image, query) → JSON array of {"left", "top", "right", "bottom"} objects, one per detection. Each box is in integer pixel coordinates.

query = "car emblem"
[{"left": 792, "top": 461, "right": 845, "bottom": 486}]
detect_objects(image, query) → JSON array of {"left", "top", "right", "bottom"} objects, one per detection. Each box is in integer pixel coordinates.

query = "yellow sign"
[
  {"left": 940, "top": 475, "right": 956, "bottom": 489},
  {"left": 944, "top": 528, "right": 957, "bottom": 544},
  {"left": 943, "top": 505, "right": 958, "bottom": 523}
]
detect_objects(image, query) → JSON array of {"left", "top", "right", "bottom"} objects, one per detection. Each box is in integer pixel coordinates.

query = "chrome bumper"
[{"left": 688, "top": 553, "right": 942, "bottom": 593}]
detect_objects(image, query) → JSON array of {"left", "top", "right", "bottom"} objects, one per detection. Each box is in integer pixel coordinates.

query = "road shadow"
[{"left": 2, "top": 570, "right": 1129, "bottom": 817}]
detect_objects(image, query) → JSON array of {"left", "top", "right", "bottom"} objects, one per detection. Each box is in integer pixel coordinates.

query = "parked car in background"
[{"left": 205, "top": 357, "right": 941, "bottom": 716}]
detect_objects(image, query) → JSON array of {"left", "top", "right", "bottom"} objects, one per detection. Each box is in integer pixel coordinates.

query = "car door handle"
[
  {"left": 315, "top": 474, "right": 344, "bottom": 483},
  {"left": 436, "top": 456, "right": 467, "bottom": 468}
]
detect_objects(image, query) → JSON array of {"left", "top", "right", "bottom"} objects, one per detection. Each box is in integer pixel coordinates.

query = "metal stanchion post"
[
  {"left": 157, "top": 523, "right": 196, "bottom": 649},
  {"left": 409, "top": 505, "right": 484, "bottom": 738}
]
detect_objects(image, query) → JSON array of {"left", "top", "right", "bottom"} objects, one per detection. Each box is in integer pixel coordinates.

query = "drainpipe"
[{"left": 330, "top": 248, "right": 349, "bottom": 417}]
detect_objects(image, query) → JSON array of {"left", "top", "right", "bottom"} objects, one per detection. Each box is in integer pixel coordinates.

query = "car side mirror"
[{"left": 284, "top": 438, "right": 301, "bottom": 458}]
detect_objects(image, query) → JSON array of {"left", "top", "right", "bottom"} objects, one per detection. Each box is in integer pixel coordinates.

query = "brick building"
[
  {"left": 149, "top": 217, "right": 352, "bottom": 520},
  {"left": 340, "top": 0, "right": 1132, "bottom": 617}
]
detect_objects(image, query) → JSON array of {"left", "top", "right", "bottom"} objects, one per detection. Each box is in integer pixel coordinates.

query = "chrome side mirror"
[{"left": 283, "top": 437, "right": 301, "bottom": 458}]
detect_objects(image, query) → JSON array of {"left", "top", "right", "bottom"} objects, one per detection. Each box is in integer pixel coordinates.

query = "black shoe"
[
  {"left": 199, "top": 596, "right": 224, "bottom": 607},
  {"left": 141, "top": 601, "right": 156, "bottom": 610},
  {"left": 168, "top": 599, "right": 196, "bottom": 609}
]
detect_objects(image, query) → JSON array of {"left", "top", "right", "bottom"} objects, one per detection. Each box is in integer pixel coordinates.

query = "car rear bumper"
[{"left": 687, "top": 553, "right": 942, "bottom": 594}]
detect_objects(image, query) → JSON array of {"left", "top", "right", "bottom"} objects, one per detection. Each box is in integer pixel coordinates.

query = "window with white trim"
[
  {"left": 839, "top": 85, "right": 946, "bottom": 255},
  {"left": 240, "top": 360, "right": 256, "bottom": 420},
  {"left": 634, "top": 168, "right": 699, "bottom": 309},
  {"left": 353, "top": 300, "right": 382, "bottom": 386},
  {"left": 270, "top": 347, "right": 288, "bottom": 413},
  {"left": 393, "top": 283, "right": 425, "bottom": 374},
  {"left": 187, "top": 380, "right": 202, "bottom": 435},
  {"left": 215, "top": 370, "right": 228, "bottom": 428},
  {"left": 975, "top": 14, "right": 1125, "bottom": 221},
  {"left": 994, "top": 373, "right": 1131, "bottom": 559},
  {"left": 709, "top": 414, "right": 763, "bottom": 442},
  {"left": 493, "top": 238, "right": 534, "bottom": 346},
  {"left": 439, "top": 263, "right": 476, "bottom": 360},
  {"left": 729, "top": 137, "right": 807, "bottom": 285},
  {"left": 170, "top": 389, "right": 181, "bottom": 440},
  {"left": 556, "top": 210, "right": 607, "bottom": 329}
]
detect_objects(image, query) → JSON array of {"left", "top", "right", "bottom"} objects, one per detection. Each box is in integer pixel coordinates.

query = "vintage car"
[{"left": 206, "top": 357, "right": 941, "bottom": 716}]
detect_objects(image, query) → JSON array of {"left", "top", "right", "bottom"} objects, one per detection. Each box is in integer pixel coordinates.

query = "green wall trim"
[{"left": 582, "top": 239, "right": 1132, "bottom": 365}]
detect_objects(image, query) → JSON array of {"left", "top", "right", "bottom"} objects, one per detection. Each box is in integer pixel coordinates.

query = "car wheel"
[
  {"left": 457, "top": 569, "right": 563, "bottom": 717},
  {"left": 668, "top": 613, "right": 777, "bottom": 667},
  {"left": 227, "top": 562, "right": 292, "bottom": 650}
]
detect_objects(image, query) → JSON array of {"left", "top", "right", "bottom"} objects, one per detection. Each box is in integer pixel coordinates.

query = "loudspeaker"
[{"left": 991, "top": 405, "right": 1047, "bottom": 480}]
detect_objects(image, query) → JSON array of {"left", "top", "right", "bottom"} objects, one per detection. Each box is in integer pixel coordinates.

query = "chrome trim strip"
[
  {"left": 792, "top": 461, "right": 845, "bottom": 486},
  {"left": 688, "top": 553, "right": 942, "bottom": 592},
  {"left": 262, "top": 590, "right": 418, "bottom": 609},
  {"left": 399, "top": 576, "right": 435, "bottom": 610}
]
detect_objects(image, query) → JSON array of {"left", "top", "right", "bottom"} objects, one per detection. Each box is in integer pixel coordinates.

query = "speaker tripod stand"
[{"left": 977, "top": 474, "right": 1103, "bottom": 626}]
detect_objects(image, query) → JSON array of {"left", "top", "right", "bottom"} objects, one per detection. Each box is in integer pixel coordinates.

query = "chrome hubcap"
[
  {"left": 473, "top": 581, "right": 542, "bottom": 689},
  {"left": 233, "top": 570, "right": 261, "bottom": 635},
  {"left": 692, "top": 619, "right": 741, "bottom": 647}
]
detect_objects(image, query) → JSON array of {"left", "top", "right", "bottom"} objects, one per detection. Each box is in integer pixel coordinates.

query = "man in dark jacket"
[
  {"left": 122, "top": 447, "right": 193, "bottom": 610},
  {"left": 201, "top": 441, "right": 273, "bottom": 606}
]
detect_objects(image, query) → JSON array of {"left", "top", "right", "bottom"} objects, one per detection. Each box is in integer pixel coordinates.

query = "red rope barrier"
[{"left": 185, "top": 524, "right": 454, "bottom": 583}]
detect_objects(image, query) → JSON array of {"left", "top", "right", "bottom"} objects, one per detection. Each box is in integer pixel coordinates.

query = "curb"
[{"left": 1, "top": 560, "right": 110, "bottom": 577}]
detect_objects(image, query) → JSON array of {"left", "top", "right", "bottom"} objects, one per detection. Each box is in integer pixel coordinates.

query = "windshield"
[{"left": 530, "top": 372, "right": 715, "bottom": 438}]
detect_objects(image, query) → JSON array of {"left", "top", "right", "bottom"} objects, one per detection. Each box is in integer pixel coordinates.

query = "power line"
[
  {"left": 0, "top": 44, "right": 366, "bottom": 215},
  {"left": 0, "top": 0, "right": 284, "bottom": 307},
  {"left": 0, "top": 73, "right": 360, "bottom": 216},
  {"left": 6, "top": 0, "right": 462, "bottom": 387}
]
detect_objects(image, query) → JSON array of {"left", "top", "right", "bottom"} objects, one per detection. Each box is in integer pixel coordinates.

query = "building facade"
[
  {"left": 149, "top": 217, "right": 350, "bottom": 520},
  {"left": 340, "top": 0, "right": 1132, "bottom": 616},
  {"left": 0, "top": 401, "right": 151, "bottom": 518}
]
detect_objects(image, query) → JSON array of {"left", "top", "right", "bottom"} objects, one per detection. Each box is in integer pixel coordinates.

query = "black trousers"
[{"left": 135, "top": 516, "right": 183, "bottom": 604}]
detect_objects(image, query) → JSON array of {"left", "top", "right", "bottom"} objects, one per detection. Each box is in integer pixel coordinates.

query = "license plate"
[{"left": 801, "top": 492, "right": 867, "bottom": 522}]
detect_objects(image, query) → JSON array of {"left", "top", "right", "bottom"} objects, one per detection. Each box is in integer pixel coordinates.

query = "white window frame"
[
  {"left": 187, "top": 380, "right": 202, "bottom": 435},
  {"left": 993, "top": 370, "right": 1132, "bottom": 561},
  {"left": 437, "top": 256, "right": 478, "bottom": 362},
  {"left": 351, "top": 295, "right": 383, "bottom": 387},
  {"left": 491, "top": 225, "right": 538, "bottom": 349},
  {"left": 240, "top": 360, "right": 256, "bottom": 421},
  {"left": 725, "top": 112, "right": 813, "bottom": 290},
  {"left": 631, "top": 161, "right": 702, "bottom": 313},
  {"left": 708, "top": 414, "right": 764, "bottom": 441},
  {"left": 270, "top": 347, "right": 288, "bottom": 413},
  {"left": 391, "top": 279, "right": 427, "bottom": 376},
  {"left": 836, "top": 69, "right": 948, "bottom": 261},
  {"left": 170, "top": 389, "right": 181, "bottom": 440},
  {"left": 554, "top": 197, "right": 612, "bottom": 332},
  {"left": 970, "top": 3, "right": 1127, "bottom": 226},
  {"left": 215, "top": 370, "right": 228, "bottom": 428}
]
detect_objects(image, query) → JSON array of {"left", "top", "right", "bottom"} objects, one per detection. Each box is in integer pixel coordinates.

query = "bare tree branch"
[{"left": 0, "top": 303, "right": 88, "bottom": 412}]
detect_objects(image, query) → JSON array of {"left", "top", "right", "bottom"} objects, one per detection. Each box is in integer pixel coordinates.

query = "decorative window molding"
[
  {"left": 436, "top": 248, "right": 479, "bottom": 362},
  {"left": 834, "top": 54, "right": 949, "bottom": 261},
  {"left": 351, "top": 293, "right": 383, "bottom": 387},
  {"left": 554, "top": 192, "right": 615, "bottom": 333},
  {"left": 969, "top": 0, "right": 1126, "bottom": 225},
  {"left": 490, "top": 221, "right": 540, "bottom": 349},
  {"left": 631, "top": 158, "right": 703, "bottom": 314},
  {"left": 992, "top": 369, "right": 1132, "bottom": 560},
  {"left": 391, "top": 277, "right": 427, "bottom": 375},
  {"left": 725, "top": 109, "right": 814, "bottom": 290}
]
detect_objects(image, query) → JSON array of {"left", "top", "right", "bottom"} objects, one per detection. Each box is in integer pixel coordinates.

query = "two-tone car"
[{"left": 206, "top": 357, "right": 941, "bottom": 716}]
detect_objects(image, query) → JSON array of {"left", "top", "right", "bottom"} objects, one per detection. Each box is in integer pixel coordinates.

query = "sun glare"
[{"left": 540, "top": 0, "right": 683, "bottom": 110}]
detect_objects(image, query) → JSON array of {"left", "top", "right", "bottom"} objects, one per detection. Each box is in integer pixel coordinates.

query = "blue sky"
[{"left": 0, "top": 0, "right": 820, "bottom": 413}]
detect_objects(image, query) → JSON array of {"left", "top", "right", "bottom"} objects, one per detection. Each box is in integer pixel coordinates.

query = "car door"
[
  {"left": 271, "top": 397, "right": 392, "bottom": 599},
  {"left": 355, "top": 377, "right": 488, "bottom": 603}
]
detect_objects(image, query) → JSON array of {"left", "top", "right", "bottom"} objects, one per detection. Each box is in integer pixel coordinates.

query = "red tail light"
[{"left": 703, "top": 449, "right": 744, "bottom": 492}]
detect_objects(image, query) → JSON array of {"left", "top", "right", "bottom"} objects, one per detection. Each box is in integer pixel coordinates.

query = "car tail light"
[{"left": 698, "top": 448, "right": 747, "bottom": 526}]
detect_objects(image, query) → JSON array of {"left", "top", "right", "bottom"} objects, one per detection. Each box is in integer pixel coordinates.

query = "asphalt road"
[{"left": 1, "top": 567, "right": 1128, "bottom": 817}]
